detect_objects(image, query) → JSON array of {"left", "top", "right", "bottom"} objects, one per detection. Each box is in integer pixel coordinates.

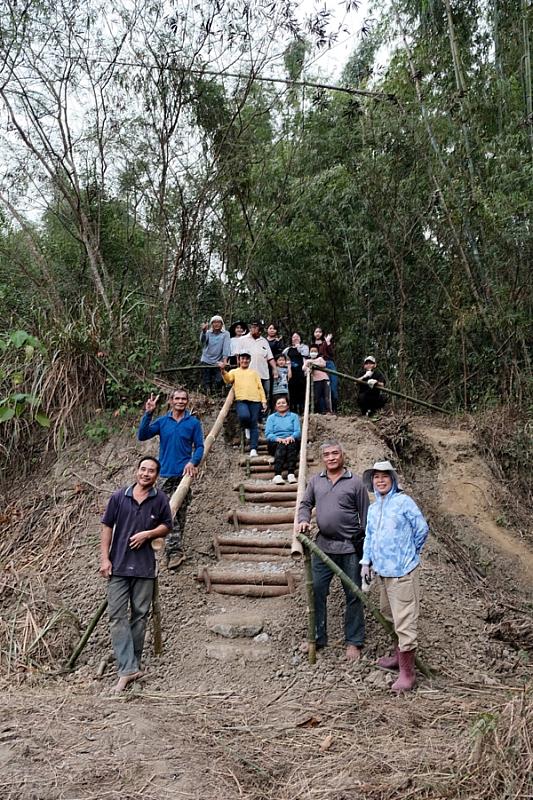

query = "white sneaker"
[
  {"left": 287, "top": 473, "right": 297, "bottom": 484},
  {"left": 249, "top": 449, "right": 258, "bottom": 458},
  {"left": 244, "top": 428, "right": 250, "bottom": 440},
  {"left": 272, "top": 474, "right": 285, "bottom": 485}
]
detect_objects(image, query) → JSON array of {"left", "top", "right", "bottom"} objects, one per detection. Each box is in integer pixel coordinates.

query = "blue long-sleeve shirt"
[
  {"left": 361, "top": 483, "right": 429, "bottom": 577},
  {"left": 137, "top": 410, "right": 205, "bottom": 478},
  {"left": 265, "top": 411, "right": 301, "bottom": 442}
]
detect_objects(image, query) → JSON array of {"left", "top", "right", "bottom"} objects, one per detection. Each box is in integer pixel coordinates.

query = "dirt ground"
[{"left": 1, "top": 407, "right": 532, "bottom": 800}]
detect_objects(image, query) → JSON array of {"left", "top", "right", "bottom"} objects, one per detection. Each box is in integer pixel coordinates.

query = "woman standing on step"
[
  {"left": 219, "top": 353, "right": 267, "bottom": 458},
  {"left": 360, "top": 460, "right": 429, "bottom": 694}
]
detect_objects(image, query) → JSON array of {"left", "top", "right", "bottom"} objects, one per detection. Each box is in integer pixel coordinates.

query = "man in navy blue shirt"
[
  {"left": 100, "top": 456, "right": 172, "bottom": 693},
  {"left": 138, "top": 387, "right": 204, "bottom": 570}
]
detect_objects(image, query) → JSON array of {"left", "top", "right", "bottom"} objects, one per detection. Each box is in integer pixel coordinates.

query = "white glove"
[
  {"left": 361, "top": 565, "right": 373, "bottom": 593},
  {"left": 363, "top": 370, "right": 373, "bottom": 378},
  {"left": 367, "top": 379, "right": 377, "bottom": 388}
]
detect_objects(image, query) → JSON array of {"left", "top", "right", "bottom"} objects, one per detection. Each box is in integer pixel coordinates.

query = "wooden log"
[
  {"left": 244, "top": 498, "right": 295, "bottom": 508},
  {"left": 198, "top": 567, "right": 297, "bottom": 586},
  {"left": 243, "top": 491, "right": 298, "bottom": 502},
  {"left": 220, "top": 553, "right": 293, "bottom": 562},
  {"left": 234, "top": 482, "right": 298, "bottom": 493},
  {"left": 216, "top": 533, "right": 292, "bottom": 547},
  {"left": 229, "top": 509, "right": 295, "bottom": 525},
  {"left": 67, "top": 598, "right": 108, "bottom": 669},
  {"left": 218, "top": 545, "right": 291, "bottom": 556},
  {"left": 236, "top": 523, "right": 296, "bottom": 532},
  {"left": 208, "top": 584, "right": 292, "bottom": 597},
  {"left": 239, "top": 455, "right": 274, "bottom": 466}
]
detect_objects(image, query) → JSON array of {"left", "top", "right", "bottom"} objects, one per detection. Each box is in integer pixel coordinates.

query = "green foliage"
[{"left": 83, "top": 418, "right": 111, "bottom": 444}]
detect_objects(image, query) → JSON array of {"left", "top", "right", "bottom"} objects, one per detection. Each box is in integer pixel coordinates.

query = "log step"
[
  {"left": 228, "top": 508, "right": 295, "bottom": 525},
  {"left": 242, "top": 492, "right": 297, "bottom": 503},
  {"left": 234, "top": 482, "right": 298, "bottom": 494},
  {"left": 216, "top": 531, "right": 292, "bottom": 547},
  {"left": 239, "top": 455, "right": 316, "bottom": 466},
  {"left": 209, "top": 584, "right": 292, "bottom": 598}
]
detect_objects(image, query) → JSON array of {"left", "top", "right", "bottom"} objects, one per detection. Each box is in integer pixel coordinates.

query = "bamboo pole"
[
  {"left": 67, "top": 598, "right": 108, "bottom": 670},
  {"left": 297, "top": 533, "right": 433, "bottom": 678},
  {"left": 318, "top": 366, "right": 451, "bottom": 415},
  {"left": 291, "top": 371, "right": 312, "bottom": 557}
]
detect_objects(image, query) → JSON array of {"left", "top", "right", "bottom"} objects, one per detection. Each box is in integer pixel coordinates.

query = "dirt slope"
[{"left": 1, "top": 410, "right": 531, "bottom": 800}]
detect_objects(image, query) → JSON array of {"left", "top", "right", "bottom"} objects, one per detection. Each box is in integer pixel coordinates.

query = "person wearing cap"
[
  {"left": 228, "top": 321, "right": 249, "bottom": 367},
  {"left": 239, "top": 319, "right": 278, "bottom": 401},
  {"left": 360, "top": 460, "right": 429, "bottom": 693},
  {"left": 219, "top": 353, "right": 267, "bottom": 457},
  {"left": 357, "top": 356, "right": 387, "bottom": 417},
  {"left": 297, "top": 440, "right": 369, "bottom": 661},
  {"left": 200, "top": 316, "right": 231, "bottom": 393}
]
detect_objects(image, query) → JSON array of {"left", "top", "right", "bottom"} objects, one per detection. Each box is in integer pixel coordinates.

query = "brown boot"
[
  {"left": 391, "top": 649, "right": 416, "bottom": 694},
  {"left": 377, "top": 647, "right": 399, "bottom": 671}
]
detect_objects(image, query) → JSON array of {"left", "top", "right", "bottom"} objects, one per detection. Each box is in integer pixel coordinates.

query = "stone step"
[
  {"left": 206, "top": 613, "right": 264, "bottom": 639},
  {"left": 206, "top": 640, "right": 271, "bottom": 662}
]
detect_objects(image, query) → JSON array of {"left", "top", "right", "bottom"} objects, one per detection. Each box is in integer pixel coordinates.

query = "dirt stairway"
[{"left": 197, "top": 433, "right": 315, "bottom": 597}]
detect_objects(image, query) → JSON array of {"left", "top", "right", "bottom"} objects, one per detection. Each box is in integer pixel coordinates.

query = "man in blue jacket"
[{"left": 138, "top": 387, "right": 204, "bottom": 569}]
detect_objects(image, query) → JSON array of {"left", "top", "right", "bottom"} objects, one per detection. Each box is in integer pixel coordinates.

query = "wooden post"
[
  {"left": 291, "top": 371, "right": 311, "bottom": 557},
  {"left": 297, "top": 533, "right": 433, "bottom": 678}
]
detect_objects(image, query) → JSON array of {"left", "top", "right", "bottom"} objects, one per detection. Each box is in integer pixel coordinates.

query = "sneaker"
[
  {"left": 272, "top": 474, "right": 285, "bottom": 485},
  {"left": 244, "top": 428, "right": 250, "bottom": 440},
  {"left": 287, "top": 473, "right": 297, "bottom": 484},
  {"left": 249, "top": 449, "right": 258, "bottom": 458},
  {"left": 167, "top": 553, "right": 186, "bottom": 571}
]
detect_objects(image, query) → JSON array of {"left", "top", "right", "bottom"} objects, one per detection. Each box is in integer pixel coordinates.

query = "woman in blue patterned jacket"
[{"left": 360, "top": 460, "right": 429, "bottom": 694}]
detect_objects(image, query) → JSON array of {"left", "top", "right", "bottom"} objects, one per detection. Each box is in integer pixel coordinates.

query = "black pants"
[
  {"left": 267, "top": 441, "right": 299, "bottom": 475},
  {"left": 358, "top": 391, "right": 387, "bottom": 416},
  {"left": 289, "top": 377, "right": 305, "bottom": 414}
]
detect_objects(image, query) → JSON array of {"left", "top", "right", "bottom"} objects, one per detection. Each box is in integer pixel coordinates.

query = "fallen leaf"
[{"left": 319, "top": 733, "right": 333, "bottom": 752}]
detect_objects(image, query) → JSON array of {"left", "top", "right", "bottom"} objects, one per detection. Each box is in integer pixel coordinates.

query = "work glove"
[
  {"left": 361, "top": 564, "right": 373, "bottom": 593},
  {"left": 363, "top": 370, "right": 373, "bottom": 379},
  {"left": 367, "top": 378, "right": 377, "bottom": 388}
]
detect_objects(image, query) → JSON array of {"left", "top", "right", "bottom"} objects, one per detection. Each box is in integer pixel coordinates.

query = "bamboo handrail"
[
  {"left": 316, "top": 365, "right": 451, "bottom": 415},
  {"left": 291, "top": 371, "right": 312, "bottom": 558}
]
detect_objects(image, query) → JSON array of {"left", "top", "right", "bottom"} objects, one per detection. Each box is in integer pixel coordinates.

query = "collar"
[
  {"left": 166, "top": 409, "right": 191, "bottom": 421},
  {"left": 125, "top": 484, "right": 158, "bottom": 498},
  {"left": 319, "top": 469, "right": 353, "bottom": 480}
]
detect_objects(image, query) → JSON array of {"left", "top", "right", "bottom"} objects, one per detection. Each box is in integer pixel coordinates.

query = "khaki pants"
[{"left": 379, "top": 567, "right": 420, "bottom": 652}]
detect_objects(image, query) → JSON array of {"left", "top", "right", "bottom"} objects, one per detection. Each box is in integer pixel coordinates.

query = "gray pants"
[{"left": 107, "top": 576, "right": 154, "bottom": 675}]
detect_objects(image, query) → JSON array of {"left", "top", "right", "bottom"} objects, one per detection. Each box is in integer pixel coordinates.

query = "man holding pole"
[
  {"left": 138, "top": 387, "right": 204, "bottom": 570},
  {"left": 297, "top": 441, "right": 369, "bottom": 661},
  {"left": 100, "top": 456, "right": 172, "bottom": 693}
]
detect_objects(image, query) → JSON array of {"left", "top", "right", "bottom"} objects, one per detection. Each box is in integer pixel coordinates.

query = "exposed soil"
[{"left": 1, "top": 408, "right": 532, "bottom": 799}]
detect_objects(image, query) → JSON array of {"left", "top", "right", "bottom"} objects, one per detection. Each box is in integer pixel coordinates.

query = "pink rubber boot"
[
  {"left": 377, "top": 647, "right": 399, "bottom": 671},
  {"left": 391, "top": 649, "right": 416, "bottom": 694}
]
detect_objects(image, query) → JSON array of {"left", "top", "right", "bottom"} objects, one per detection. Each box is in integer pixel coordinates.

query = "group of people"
[
  {"left": 96, "top": 317, "right": 420, "bottom": 692},
  {"left": 200, "top": 315, "right": 388, "bottom": 418}
]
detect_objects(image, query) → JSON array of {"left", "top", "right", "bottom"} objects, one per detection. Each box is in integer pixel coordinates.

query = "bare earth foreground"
[{"left": 1, "top": 408, "right": 532, "bottom": 800}]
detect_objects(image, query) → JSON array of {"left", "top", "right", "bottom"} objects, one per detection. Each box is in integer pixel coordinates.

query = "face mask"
[{"left": 310, "top": 352, "right": 319, "bottom": 359}]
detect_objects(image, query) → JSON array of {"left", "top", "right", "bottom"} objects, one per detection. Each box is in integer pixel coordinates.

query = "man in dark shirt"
[
  {"left": 298, "top": 441, "right": 369, "bottom": 661},
  {"left": 100, "top": 456, "right": 172, "bottom": 693},
  {"left": 138, "top": 387, "right": 204, "bottom": 570},
  {"left": 357, "top": 356, "right": 387, "bottom": 417}
]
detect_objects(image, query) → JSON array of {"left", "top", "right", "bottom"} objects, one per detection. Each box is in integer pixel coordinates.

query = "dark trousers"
[
  {"left": 107, "top": 576, "right": 154, "bottom": 675},
  {"left": 267, "top": 440, "right": 299, "bottom": 475},
  {"left": 312, "top": 552, "right": 365, "bottom": 647},
  {"left": 235, "top": 400, "right": 261, "bottom": 449},
  {"left": 358, "top": 391, "right": 387, "bottom": 416},
  {"left": 159, "top": 475, "right": 191, "bottom": 555},
  {"left": 201, "top": 364, "right": 222, "bottom": 394},
  {"left": 289, "top": 377, "right": 305, "bottom": 414},
  {"left": 313, "top": 380, "right": 331, "bottom": 413}
]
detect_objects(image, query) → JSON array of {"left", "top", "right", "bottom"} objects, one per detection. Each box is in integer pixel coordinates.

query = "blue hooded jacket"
[{"left": 360, "top": 480, "right": 429, "bottom": 577}]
